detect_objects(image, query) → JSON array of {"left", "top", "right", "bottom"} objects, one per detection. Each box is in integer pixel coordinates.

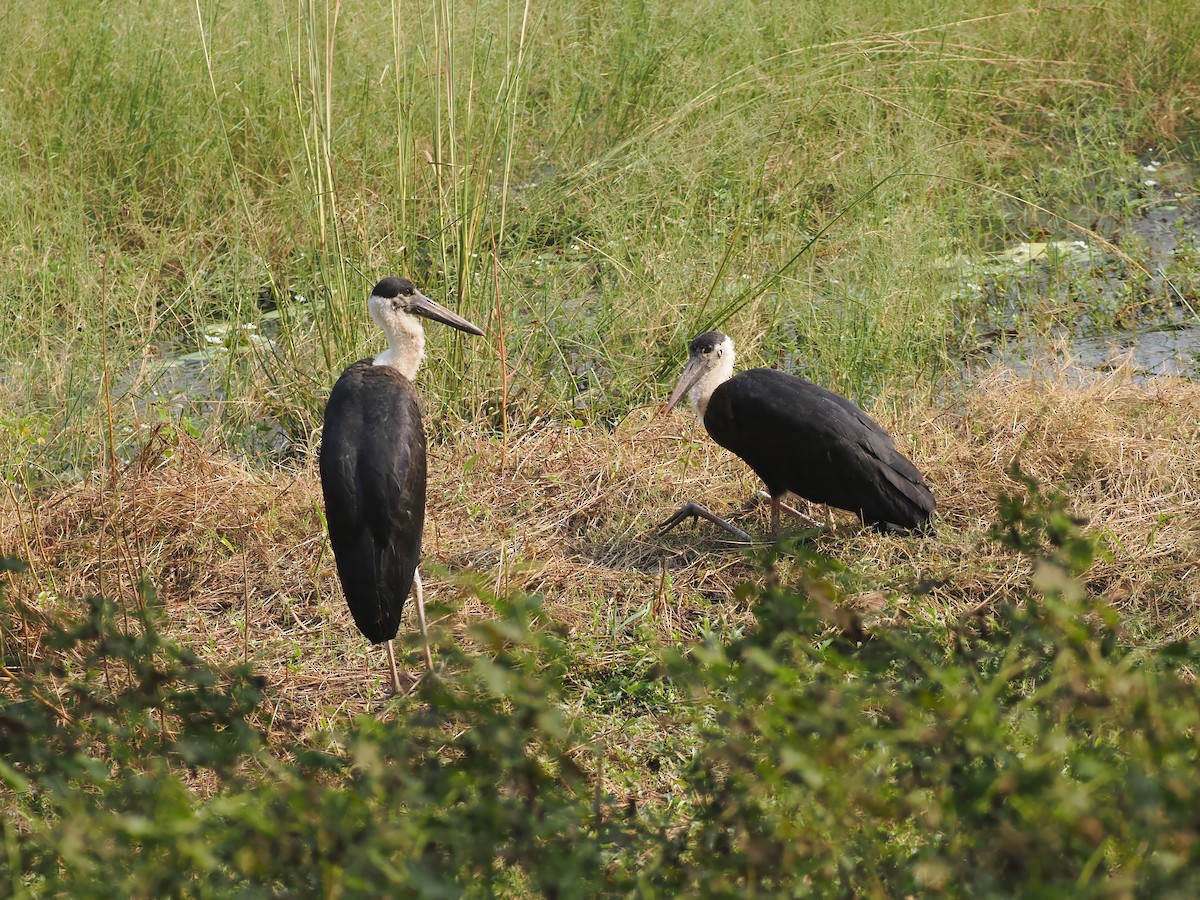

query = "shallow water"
[
  {"left": 962, "top": 152, "right": 1200, "bottom": 382},
  {"left": 982, "top": 322, "right": 1200, "bottom": 383}
]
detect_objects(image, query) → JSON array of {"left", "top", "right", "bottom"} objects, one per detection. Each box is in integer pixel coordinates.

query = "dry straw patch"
[
  {"left": 2, "top": 366, "right": 1198, "bottom": 738},
  {"left": 925, "top": 367, "right": 1200, "bottom": 640}
]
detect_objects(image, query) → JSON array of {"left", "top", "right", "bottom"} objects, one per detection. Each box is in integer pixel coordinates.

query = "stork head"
[
  {"left": 368, "top": 277, "right": 484, "bottom": 379},
  {"left": 664, "top": 331, "right": 736, "bottom": 418}
]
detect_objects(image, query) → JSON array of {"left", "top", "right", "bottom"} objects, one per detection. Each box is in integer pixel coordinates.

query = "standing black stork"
[
  {"left": 659, "top": 331, "right": 934, "bottom": 539},
  {"left": 319, "top": 276, "right": 483, "bottom": 694}
]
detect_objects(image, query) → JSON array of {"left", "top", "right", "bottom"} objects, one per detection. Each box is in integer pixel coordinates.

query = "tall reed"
[{"left": 0, "top": 0, "right": 1197, "bottom": 470}]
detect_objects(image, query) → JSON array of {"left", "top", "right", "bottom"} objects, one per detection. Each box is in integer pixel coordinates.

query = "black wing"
[
  {"left": 319, "top": 360, "right": 427, "bottom": 643},
  {"left": 704, "top": 368, "right": 934, "bottom": 528}
]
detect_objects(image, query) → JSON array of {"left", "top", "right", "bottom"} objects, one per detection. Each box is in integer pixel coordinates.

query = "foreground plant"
[
  {"left": 653, "top": 468, "right": 1200, "bottom": 894},
  {"left": 0, "top": 568, "right": 265, "bottom": 896},
  {"left": 3, "top": 470, "right": 1200, "bottom": 896}
]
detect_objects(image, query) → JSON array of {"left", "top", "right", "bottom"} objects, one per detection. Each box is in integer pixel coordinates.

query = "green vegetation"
[
  {"left": 3, "top": 1, "right": 1200, "bottom": 895},
  {"left": 4, "top": 477, "right": 1200, "bottom": 895},
  {"left": 1, "top": 0, "right": 1197, "bottom": 475}
]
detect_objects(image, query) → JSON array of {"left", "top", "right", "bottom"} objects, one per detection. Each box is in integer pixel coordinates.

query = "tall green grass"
[{"left": 0, "top": 0, "right": 1197, "bottom": 473}]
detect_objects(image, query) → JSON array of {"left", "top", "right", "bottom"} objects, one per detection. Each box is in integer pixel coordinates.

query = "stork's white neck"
[
  {"left": 690, "top": 338, "right": 736, "bottom": 418},
  {"left": 369, "top": 295, "right": 426, "bottom": 381}
]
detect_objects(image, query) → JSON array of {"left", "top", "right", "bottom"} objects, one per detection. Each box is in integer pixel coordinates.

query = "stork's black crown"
[
  {"left": 372, "top": 276, "right": 416, "bottom": 299},
  {"left": 689, "top": 331, "right": 728, "bottom": 355}
]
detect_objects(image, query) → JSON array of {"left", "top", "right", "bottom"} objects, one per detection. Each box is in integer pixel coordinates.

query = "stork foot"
[
  {"left": 754, "top": 491, "right": 824, "bottom": 531},
  {"left": 379, "top": 641, "right": 427, "bottom": 697},
  {"left": 384, "top": 638, "right": 403, "bottom": 695},
  {"left": 658, "top": 501, "right": 752, "bottom": 542}
]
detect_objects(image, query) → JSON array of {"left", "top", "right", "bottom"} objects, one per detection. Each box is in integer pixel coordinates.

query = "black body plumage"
[
  {"left": 703, "top": 368, "right": 934, "bottom": 530},
  {"left": 319, "top": 360, "right": 426, "bottom": 643}
]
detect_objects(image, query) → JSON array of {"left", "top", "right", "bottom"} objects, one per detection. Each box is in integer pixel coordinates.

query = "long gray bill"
[
  {"left": 411, "top": 291, "right": 485, "bottom": 336},
  {"left": 663, "top": 357, "right": 708, "bottom": 415}
]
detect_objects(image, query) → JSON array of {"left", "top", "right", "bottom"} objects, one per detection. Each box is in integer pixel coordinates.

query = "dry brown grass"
[{"left": 3, "top": 365, "right": 1198, "bottom": 741}]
